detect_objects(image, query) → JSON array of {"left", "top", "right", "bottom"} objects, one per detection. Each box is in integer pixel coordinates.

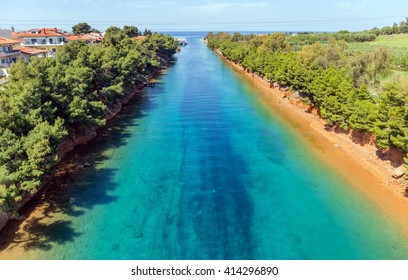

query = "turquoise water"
[{"left": 14, "top": 33, "right": 408, "bottom": 259}]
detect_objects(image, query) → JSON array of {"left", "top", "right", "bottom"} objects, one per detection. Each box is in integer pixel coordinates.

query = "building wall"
[
  {"left": 0, "top": 44, "right": 20, "bottom": 67},
  {"left": 0, "top": 54, "right": 20, "bottom": 67},
  {"left": 22, "top": 36, "right": 66, "bottom": 47},
  {"left": 0, "top": 45, "right": 13, "bottom": 54},
  {"left": 0, "top": 29, "right": 12, "bottom": 39},
  {"left": 20, "top": 53, "right": 31, "bottom": 63}
]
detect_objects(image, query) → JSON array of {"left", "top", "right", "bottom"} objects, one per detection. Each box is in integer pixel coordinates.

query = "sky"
[{"left": 1, "top": 0, "right": 407, "bottom": 32}]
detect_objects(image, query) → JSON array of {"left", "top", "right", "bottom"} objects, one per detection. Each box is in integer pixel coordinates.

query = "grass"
[
  {"left": 371, "top": 33, "right": 408, "bottom": 90},
  {"left": 350, "top": 35, "right": 408, "bottom": 82},
  {"left": 367, "top": 34, "right": 408, "bottom": 48},
  {"left": 347, "top": 34, "right": 408, "bottom": 53},
  {"left": 380, "top": 70, "right": 408, "bottom": 83},
  {"left": 371, "top": 70, "right": 408, "bottom": 97}
]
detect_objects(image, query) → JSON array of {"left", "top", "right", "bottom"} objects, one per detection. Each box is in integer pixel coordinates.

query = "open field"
[
  {"left": 367, "top": 34, "right": 408, "bottom": 48},
  {"left": 349, "top": 35, "right": 408, "bottom": 83},
  {"left": 372, "top": 36, "right": 408, "bottom": 83},
  {"left": 377, "top": 70, "right": 408, "bottom": 89}
]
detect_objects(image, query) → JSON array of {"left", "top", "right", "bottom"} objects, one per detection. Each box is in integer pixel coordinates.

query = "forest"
[
  {"left": 206, "top": 22, "right": 408, "bottom": 174},
  {"left": 0, "top": 26, "right": 178, "bottom": 217}
]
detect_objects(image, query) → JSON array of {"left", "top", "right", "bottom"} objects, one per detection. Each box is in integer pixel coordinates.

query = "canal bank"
[
  {"left": 216, "top": 51, "right": 408, "bottom": 232},
  {"left": 1, "top": 33, "right": 408, "bottom": 259}
]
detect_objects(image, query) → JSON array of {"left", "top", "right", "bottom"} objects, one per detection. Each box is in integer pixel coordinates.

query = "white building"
[
  {"left": 15, "top": 28, "right": 67, "bottom": 52},
  {"left": 14, "top": 46, "right": 47, "bottom": 63},
  {"left": 0, "top": 28, "right": 13, "bottom": 39},
  {"left": 0, "top": 37, "right": 21, "bottom": 68},
  {"left": 66, "top": 33, "right": 103, "bottom": 44}
]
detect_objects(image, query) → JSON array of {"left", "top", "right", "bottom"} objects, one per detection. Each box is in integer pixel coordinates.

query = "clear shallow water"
[{"left": 14, "top": 33, "right": 408, "bottom": 259}]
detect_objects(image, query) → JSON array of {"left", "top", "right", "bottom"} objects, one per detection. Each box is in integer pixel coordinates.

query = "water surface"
[{"left": 2, "top": 33, "right": 408, "bottom": 259}]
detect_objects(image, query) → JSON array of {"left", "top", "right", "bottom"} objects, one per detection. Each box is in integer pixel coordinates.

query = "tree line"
[
  {"left": 206, "top": 31, "right": 408, "bottom": 171},
  {"left": 276, "top": 18, "right": 408, "bottom": 50},
  {"left": 0, "top": 26, "right": 178, "bottom": 217},
  {"left": 286, "top": 30, "right": 379, "bottom": 50},
  {"left": 71, "top": 22, "right": 153, "bottom": 37},
  {"left": 376, "top": 18, "right": 408, "bottom": 35}
]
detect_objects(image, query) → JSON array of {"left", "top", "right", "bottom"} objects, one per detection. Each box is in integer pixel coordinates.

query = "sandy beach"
[{"left": 219, "top": 52, "right": 408, "bottom": 231}]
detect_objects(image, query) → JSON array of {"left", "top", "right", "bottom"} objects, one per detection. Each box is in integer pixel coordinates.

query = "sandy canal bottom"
[{"left": 1, "top": 33, "right": 408, "bottom": 260}]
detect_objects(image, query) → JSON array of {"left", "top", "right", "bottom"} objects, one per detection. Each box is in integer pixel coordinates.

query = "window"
[
  {"left": 49, "top": 38, "right": 53, "bottom": 44},
  {"left": 31, "top": 39, "right": 37, "bottom": 44}
]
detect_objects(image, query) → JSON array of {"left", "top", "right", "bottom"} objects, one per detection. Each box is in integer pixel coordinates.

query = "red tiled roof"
[
  {"left": 0, "top": 36, "right": 20, "bottom": 46},
  {"left": 66, "top": 34, "right": 102, "bottom": 42},
  {"left": 28, "top": 28, "right": 65, "bottom": 33},
  {"left": 14, "top": 46, "right": 47, "bottom": 55},
  {"left": 66, "top": 35, "right": 84, "bottom": 41},
  {"left": 15, "top": 28, "right": 66, "bottom": 38},
  {"left": 133, "top": 36, "right": 147, "bottom": 40}
]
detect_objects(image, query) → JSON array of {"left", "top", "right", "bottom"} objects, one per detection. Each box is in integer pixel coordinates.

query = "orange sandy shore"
[
  {"left": 2, "top": 52, "right": 408, "bottom": 259},
  {"left": 220, "top": 53, "right": 408, "bottom": 231}
]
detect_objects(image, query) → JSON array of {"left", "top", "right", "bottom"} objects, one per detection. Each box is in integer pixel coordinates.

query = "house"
[
  {"left": 0, "top": 36, "right": 21, "bottom": 68},
  {"left": 0, "top": 28, "right": 13, "bottom": 39},
  {"left": 66, "top": 33, "right": 103, "bottom": 44},
  {"left": 14, "top": 28, "right": 67, "bottom": 53},
  {"left": 13, "top": 46, "right": 47, "bottom": 62},
  {"left": 133, "top": 35, "right": 147, "bottom": 41}
]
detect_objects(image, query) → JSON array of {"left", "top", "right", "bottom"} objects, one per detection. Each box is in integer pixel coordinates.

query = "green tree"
[
  {"left": 72, "top": 22, "right": 93, "bottom": 35},
  {"left": 143, "top": 29, "right": 153, "bottom": 36},
  {"left": 374, "top": 83, "right": 406, "bottom": 149},
  {"left": 399, "top": 18, "right": 408, "bottom": 34},
  {"left": 392, "top": 22, "right": 400, "bottom": 34},
  {"left": 0, "top": 26, "right": 178, "bottom": 218},
  {"left": 370, "top": 27, "right": 380, "bottom": 36},
  {"left": 258, "top": 33, "right": 290, "bottom": 53},
  {"left": 123, "top": 26, "right": 141, "bottom": 37},
  {"left": 381, "top": 26, "right": 392, "bottom": 35}
]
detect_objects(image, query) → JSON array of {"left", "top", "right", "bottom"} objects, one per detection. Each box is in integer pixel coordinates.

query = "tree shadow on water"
[
  {"left": 12, "top": 218, "right": 80, "bottom": 252},
  {"left": 1, "top": 87, "right": 162, "bottom": 255},
  {"left": 0, "top": 167, "right": 119, "bottom": 254}
]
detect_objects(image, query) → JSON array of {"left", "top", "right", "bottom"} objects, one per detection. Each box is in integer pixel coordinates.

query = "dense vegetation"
[
  {"left": 0, "top": 26, "right": 178, "bottom": 217},
  {"left": 206, "top": 30, "right": 408, "bottom": 170},
  {"left": 285, "top": 18, "right": 408, "bottom": 50},
  {"left": 378, "top": 18, "right": 408, "bottom": 35},
  {"left": 72, "top": 22, "right": 100, "bottom": 34},
  {"left": 286, "top": 30, "right": 379, "bottom": 50}
]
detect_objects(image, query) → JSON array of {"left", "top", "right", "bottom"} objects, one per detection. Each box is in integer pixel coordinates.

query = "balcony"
[
  {"left": 0, "top": 50, "right": 21, "bottom": 59},
  {"left": 21, "top": 41, "right": 66, "bottom": 48}
]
